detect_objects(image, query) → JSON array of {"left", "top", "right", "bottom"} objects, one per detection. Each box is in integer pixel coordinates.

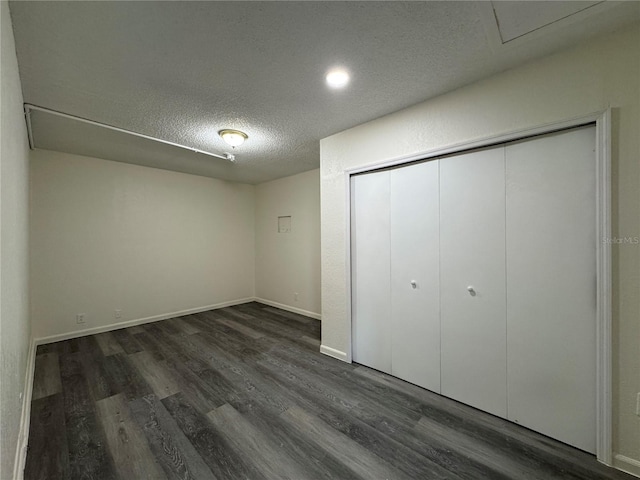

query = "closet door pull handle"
[
  {"left": 410, "top": 280, "right": 417, "bottom": 289},
  {"left": 467, "top": 286, "right": 476, "bottom": 296}
]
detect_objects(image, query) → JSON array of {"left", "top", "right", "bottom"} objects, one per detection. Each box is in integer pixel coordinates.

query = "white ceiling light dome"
[{"left": 219, "top": 129, "right": 248, "bottom": 147}]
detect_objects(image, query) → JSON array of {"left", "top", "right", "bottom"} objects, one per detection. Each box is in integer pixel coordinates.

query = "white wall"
[
  {"left": 0, "top": 1, "right": 31, "bottom": 477},
  {"left": 255, "top": 169, "right": 321, "bottom": 317},
  {"left": 30, "top": 150, "right": 255, "bottom": 339},
  {"left": 320, "top": 24, "right": 640, "bottom": 469}
]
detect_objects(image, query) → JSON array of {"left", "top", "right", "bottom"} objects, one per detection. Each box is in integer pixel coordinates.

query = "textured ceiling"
[{"left": 9, "top": 1, "right": 640, "bottom": 184}]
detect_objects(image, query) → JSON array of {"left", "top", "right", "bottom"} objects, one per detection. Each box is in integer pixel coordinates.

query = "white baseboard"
[
  {"left": 613, "top": 454, "right": 640, "bottom": 478},
  {"left": 12, "top": 338, "right": 37, "bottom": 480},
  {"left": 34, "top": 297, "right": 255, "bottom": 345},
  {"left": 253, "top": 297, "right": 321, "bottom": 320},
  {"left": 320, "top": 344, "right": 349, "bottom": 362}
]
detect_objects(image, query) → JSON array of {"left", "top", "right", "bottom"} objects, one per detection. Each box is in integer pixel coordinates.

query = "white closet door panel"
[
  {"left": 440, "top": 147, "right": 507, "bottom": 417},
  {"left": 506, "top": 126, "right": 597, "bottom": 453},
  {"left": 390, "top": 160, "right": 440, "bottom": 392},
  {"left": 351, "top": 171, "right": 392, "bottom": 373}
]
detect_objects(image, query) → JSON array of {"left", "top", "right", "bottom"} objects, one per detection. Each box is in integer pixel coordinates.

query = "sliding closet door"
[
  {"left": 506, "top": 126, "right": 597, "bottom": 453},
  {"left": 440, "top": 147, "right": 507, "bottom": 417},
  {"left": 351, "top": 171, "right": 392, "bottom": 373},
  {"left": 390, "top": 161, "right": 440, "bottom": 392}
]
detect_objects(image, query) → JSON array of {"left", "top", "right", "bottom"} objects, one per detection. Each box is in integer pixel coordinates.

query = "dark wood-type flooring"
[{"left": 25, "top": 302, "right": 632, "bottom": 480}]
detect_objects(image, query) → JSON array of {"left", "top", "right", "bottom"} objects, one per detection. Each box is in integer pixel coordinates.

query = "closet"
[
  {"left": 351, "top": 160, "right": 441, "bottom": 391},
  {"left": 351, "top": 125, "right": 597, "bottom": 453}
]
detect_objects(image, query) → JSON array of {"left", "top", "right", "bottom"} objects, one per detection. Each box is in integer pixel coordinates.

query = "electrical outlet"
[
  {"left": 294, "top": 292, "right": 299, "bottom": 302},
  {"left": 636, "top": 393, "right": 640, "bottom": 416},
  {"left": 114, "top": 309, "right": 122, "bottom": 319},
  {"left": 76, "top": 313, "right": 86, "bottom": 324}
]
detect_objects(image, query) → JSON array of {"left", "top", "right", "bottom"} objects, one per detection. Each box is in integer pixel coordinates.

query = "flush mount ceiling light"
[
  {"left": 219, "top": 129, "right": 248, "bottom": 147},
  {"left": 325, "top": 68, "right": 350, "bottom": 89}
]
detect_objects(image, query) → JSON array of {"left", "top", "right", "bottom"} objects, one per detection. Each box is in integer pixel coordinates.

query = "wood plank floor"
[{"left": 25, "top": 302, "right": 633, "bottom": 480}]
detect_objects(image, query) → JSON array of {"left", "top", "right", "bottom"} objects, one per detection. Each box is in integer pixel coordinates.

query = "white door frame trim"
[{"left": 343, "top": 110, "right": 612, "bottom": 465}]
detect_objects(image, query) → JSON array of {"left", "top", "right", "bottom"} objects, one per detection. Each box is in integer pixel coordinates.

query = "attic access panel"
[{"left": 492, "top": 1, "right": 604, "bottom": 43}]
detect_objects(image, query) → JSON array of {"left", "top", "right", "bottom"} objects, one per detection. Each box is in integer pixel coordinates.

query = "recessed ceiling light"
[
  {"left": 325, "top": 68, "right": 350, "bottom": 89},
  {"left": 219, "top": 129, "right": 248, "bottom": 147}
]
